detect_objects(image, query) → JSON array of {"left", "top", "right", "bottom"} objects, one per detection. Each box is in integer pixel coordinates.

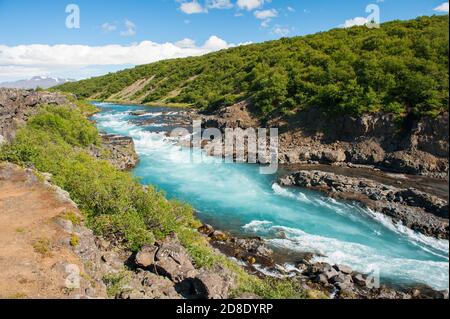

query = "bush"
[
  {"left": 56, "top": 16, "right": 449, "bottom": 119},
  {"left": 0, "top": 104, "right": 314, "bottom": 299}
]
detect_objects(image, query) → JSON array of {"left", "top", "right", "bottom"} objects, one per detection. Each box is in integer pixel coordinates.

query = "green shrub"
[
  {"left": 0, "top": 104, "right": 313, "bottom": 299},
  {"left": 56, "top": 15, "right": 449, "bottom": 119}
]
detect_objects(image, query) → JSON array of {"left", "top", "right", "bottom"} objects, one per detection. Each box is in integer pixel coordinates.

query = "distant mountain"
[{"left": 0, "top": 76, "right": 75, "bottom": 89}]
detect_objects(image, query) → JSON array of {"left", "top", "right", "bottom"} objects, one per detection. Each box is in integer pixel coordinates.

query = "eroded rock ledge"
[
  {"left": 89, "top": 134, "right": 139, "bottom": 170},
  {"left": 279, "top": 170, "right": 449, "bottom": 239},
  {"left": 199, "top": 101, "right": 449, "bottom": 177},
  {"left": 0, "top": 88, "right": 71, "bottom": 143}
]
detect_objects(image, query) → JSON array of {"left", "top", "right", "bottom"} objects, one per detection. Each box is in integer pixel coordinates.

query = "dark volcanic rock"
[
  {"left": 89, "top": 134, "right": 139, "bottom": 170},
  {"left": 279, "top": 170, "right": 449, "bottom": 239},
  {"left": 152, "top": 234, "right": 197, "bottom": 282},
  {"left": 201, "top": 101, "right": 449, "bottom": 176},
  {"left": 0, "top": 88, "right": 70, "bottom": 142}
]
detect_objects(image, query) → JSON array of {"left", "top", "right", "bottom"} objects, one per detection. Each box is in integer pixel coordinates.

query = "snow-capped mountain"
[{"left": 0, "top": 76, "right": 75, "bottom": 89}]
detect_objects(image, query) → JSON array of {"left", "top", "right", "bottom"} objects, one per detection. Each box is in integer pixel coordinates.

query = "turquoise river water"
[{"left": 93, "top": 103, "right": 449, "bottom": 291}]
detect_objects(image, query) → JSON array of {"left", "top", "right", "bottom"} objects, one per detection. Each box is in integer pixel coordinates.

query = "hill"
[{"left": 56, "top": 15, "right": 449, "bottom": 119}]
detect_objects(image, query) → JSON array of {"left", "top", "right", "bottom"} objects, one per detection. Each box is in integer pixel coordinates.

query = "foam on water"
[
  {"left": 93, "top": 103, "right": 449, "bottom": 291},
  {"left": 243, "top": 220, "right": 449, "bottom": 291}
]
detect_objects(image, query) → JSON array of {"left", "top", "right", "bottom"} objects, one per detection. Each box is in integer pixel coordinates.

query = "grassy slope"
[
  {"left": 57, "top": 15, "right": 449, "bottom": 119},
  {"left": 0, "top": 102, "right": 325, "bottom": 299}
]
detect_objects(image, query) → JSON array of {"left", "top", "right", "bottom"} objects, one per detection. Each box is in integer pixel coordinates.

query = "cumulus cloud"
[
  {"left": 179, "top": 1, "right": 207, "bottom": 14},
  {"left": 254, "top": 9, "right": 277, "bottom": 20},
  {"left": 175, "top": 38, "right": 197, "bottom": 48},
  {"left": 254, "top": 8, "right": 277, "bottom": 27},
  {"left": 206, "top": 0, "right": 233, "bottom": 10},
  {"left": 120, "top": 19, "right": 136, "bottom": 36},
  {"left": 341, "top": 17, "right": 368, "bottom": 28},
  {"left": 0, "top": 36, "right": 237, "bottom": 82},
  {"left": 434, "top": 2, "right": 449, "bottom": 12},
  {"left": 237, "top": 0, "right": 268, "bottom": 11}
]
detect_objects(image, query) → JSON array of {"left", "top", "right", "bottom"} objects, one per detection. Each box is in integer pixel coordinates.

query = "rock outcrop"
[
  {"left": 89, "top": 134, "right": 139, "bottom": 170},
  {"left": 200, "top": 101, "right": 449, "bottom": 177},
  {"left": 197, "top": 223, "right": 448, "bottom": 300},
  {"left": 0, "top": 88, "right": 70, "bottom": 142},
  {"left": 276, "top": 110, "right": 449, "bottom": 177},
  {"left": 130, "top": 233, "right": 235, "bottom": 299},
  {"left": 279, "top": 170, "right": 449, "bottom": 239}
]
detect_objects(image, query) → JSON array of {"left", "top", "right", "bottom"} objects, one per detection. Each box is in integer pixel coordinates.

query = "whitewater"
[{"left": 93, "top": 103, "right": 449, "bottom": 291}]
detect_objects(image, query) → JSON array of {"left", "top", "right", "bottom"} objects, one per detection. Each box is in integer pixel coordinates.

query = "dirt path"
[{"left": 0, "top": 163, "right": 104, "bottom": 299}]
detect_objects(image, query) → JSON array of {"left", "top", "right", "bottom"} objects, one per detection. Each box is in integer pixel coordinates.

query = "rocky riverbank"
[
  {"left": 89, "top": 134, "right": 139, "bottom": 170},
  {"left": 0, "top": 163, "right": 236, "bottom": 299},
  {"left": 0, "top": 88, "right": 139, "bottom": 172},
  {"left": 197, "top": 223, "right": 448, "bottom": 299},
  {"left": 199, "top": 101, "right": 449, "bottom": 178},
  {"left": 279, "top": 170, "right": 449, "bottom": 239},
  {"left": 1, "top": 161, "right": 445, "bottom": 300}
]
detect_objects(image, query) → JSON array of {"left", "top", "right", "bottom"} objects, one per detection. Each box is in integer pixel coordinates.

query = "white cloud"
[
  {"left": 179, "top": 1, "right": 207, "bottom": 14},
  {"left": 287, "top": 6, "right": 295, "bottom": 12},
  {"left": 254, "top": 8, "right": 277, "bottom": 28},
  {"left": 202, "top": 35, "right": 230, "bottom": 50},
  {"left": 434, "top": 2, "right": 449, "bottom": 12},
  {"left": 254, "top": 9, "right": 277, "bottom": 20},
  {"left": 206, "top": 0, "right": 233, "bottom": 10},
  {"left": 0, "top": 36, "right": 238, "bottom": 82},
  {"left": 341, "top": 17, "right": 368, "bottom": 28},
  {"left": 175, "top": 38, "right": 197, "bottom": 48},
  {"left": 271, "top": 25, "right": 290, "bottom": 37},
  {"left": 237, "top": 0, "right": 268, "bottom": 11},
  {"left": 101, "top": 22, "right": 117, "bottom": 32},
  {"left": 120, "top": 19, "right": 136, "bottom": 36}
]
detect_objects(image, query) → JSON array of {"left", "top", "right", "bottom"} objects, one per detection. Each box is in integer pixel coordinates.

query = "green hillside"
[{"left": 57, "top": 15, "right": 449, "bottom": 118}]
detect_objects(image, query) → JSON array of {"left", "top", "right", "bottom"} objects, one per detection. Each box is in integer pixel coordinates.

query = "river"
[{"left": 92, "top": 102, "right": 449, "bottom": 291}]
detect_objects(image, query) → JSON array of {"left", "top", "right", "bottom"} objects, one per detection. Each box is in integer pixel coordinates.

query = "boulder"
[
  {"left": 335, "top": 281, "right": 353, "bottom": 292},
  {"left": 211, "top": 230, "right": 228, "bottom": 242},
  {"left": 192, "top": 269, "right": 234, "bottom": 299},
  {"left": 322, "top": 149, "right": 347, "bottom": 163},
  {"left": 323, "top": 267, "right": 339, "bottom": 280},
  {"left": 140, "top": 272, "right": 181, "bottom": 299},
  {"left": 349, "top": 140, "right": 386, "bottom": 164},
  {"left": 334, "top": 264, "right": 353, "bottom": 275},
  {"left": 353, "top": 274, "right": 367, "bottom": 287},
  {"left": 153, "top": 234, "right": 197, "bottom": 282},
  {"left": 100, "top": 252, "right": 123, "bottom": 269},
  {"left": 135, "top": 245, "right": 158, "bottom": 268},
  {"left": 332, "top": 273, "right": 353, "bottom": 285},
  {"left": 314, "top": 274, "right": 329, "bottom": 285},
  {"left": 198, "top": 224, "right": 215, "bottom": 236}
]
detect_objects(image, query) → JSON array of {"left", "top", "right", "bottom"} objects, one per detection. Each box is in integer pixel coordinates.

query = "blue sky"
[{"left": 0, "top": 0, "right": 448, "bottom": 81}]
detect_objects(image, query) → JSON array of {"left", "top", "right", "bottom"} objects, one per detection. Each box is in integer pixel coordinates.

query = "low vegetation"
[
  {"left": 0, "top": 104, "right": 311, "bottom": 298},
  {"left": 56, "top": 15, "right": 449, "bottom": 119},
  {"left": 32, "top": 238, "right": 52, "bottom": 257}
]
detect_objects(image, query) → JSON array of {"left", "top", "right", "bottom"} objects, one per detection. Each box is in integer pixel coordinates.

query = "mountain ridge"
[
  {"left": 1, "top": 76, "right": 75, "bottom": 90},
  {"left": 56, "top": 15, "right": 449, "bottom": 119}
]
